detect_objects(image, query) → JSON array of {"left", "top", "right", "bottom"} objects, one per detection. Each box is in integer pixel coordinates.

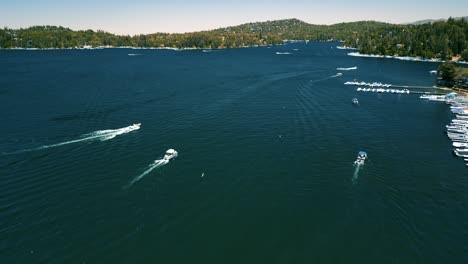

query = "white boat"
[
  {"left": 452, "top": 120, "right": 468, "bottom": 124},
  {"left": 455, "top": 148, "right": 468, "bottom": 153},
  {"left": 357, "top": 87, "right": 362, "bottom": 91},
  {"left": 163, "top": 149, "right": 178, "bottom": 160},
  {"left": 354, "top": 151, "right": 367, "bottom": 165},
  {"left": 448, "top": 128, "right": 468, "bottom": 134},
  {"left": 453, "top": 150, "right": 468, "bottom": 157},
  {"left": 352, "top": 98, "right": 359, "bottom": 105},
  {"left": 420, "top": 94, "right": 446, "bottom": 101},
  {"left": 129, "top": 123, "right": 141, "bottom": 130},
  {"left": 453, "top": 142, "right": 468, "bottom": 148}
]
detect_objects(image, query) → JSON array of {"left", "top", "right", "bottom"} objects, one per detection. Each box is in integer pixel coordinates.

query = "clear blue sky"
[{"left": 1, "top": 0, "right": 467, "bottom": 35}]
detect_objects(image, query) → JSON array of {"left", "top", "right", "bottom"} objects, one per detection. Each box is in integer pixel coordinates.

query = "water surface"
[{"left": 1, "top": 43, "right": 467, "bottom": 263}]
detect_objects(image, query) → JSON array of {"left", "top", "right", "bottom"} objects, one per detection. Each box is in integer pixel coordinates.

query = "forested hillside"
[
  {"left": 0, "top": 19, "right": 388, "bottom": 49},
  {"left": 343, "top": 17, "right": 468, "bottom": 60},
  {"left": 1, "top": 18, "right": 466, "bottom": 61}
]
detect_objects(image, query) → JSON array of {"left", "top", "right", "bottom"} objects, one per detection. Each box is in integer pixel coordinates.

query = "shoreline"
[
  {"left": 0, "top": 43, "right": 279, "bottom": 51},
  {"left": 443, "top": 87, "right": 468, "bottom": 96},
  {"left": 347, "top": 52, "right": 468, "bottom": 65}
]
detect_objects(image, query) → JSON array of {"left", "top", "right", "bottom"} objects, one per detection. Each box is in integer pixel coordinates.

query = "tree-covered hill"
[
  {"left": 2, "top": 18, "right": 466, "bottom": 61},
  {"left": 343, "top": 17, "right": 468, "bottom": 61},
  {"left": 0, "top": 19, "right": 389, "bottom": 49}
]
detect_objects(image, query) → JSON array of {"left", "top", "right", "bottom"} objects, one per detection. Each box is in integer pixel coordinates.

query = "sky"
[{"left": 1, "top": 0, "right": 467, "bottom": 35}]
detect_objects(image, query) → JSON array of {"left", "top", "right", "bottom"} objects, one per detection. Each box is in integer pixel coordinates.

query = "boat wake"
[
  {"left": 310, "top": 74, "right": 341, "bottom": 84},
  {"left": 127, "top": 159, "right": 169, "bottom": 186},
  {"left": 4, "top": 124, "right": 141, "bottom": 155},
  {"left": 276, "top": 52, "right": 292, "bottom": 55},
  {"left": 352, "top": 164, "right": 361, "bottom": 183},
  {"left": 337, "top": 66, "right": 357, "bottom": 71},
  {"left": 331, "top": 73, "right": 343, "bottom": 78}
]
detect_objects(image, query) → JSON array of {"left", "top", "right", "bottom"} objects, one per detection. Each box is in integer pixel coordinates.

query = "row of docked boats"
[
  {"left": 419, "top": 94, "right": 446, "bottom": 101},
  {"left": 345, "top": 81, "right": 392, "bottom": 87},
  {"left": 356, "top": 87, "right": 410, "bottom": 94},
  {"left": 420, "top": 92, "right": 458, "bottom": 103},
  {"left": 446, "top": 102, "right": 468, "bottom": 166}
]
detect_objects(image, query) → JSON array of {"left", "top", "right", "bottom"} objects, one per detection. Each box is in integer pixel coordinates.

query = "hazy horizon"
[{"left": 1, "top": 0, "right": 467, "bottom": 35}]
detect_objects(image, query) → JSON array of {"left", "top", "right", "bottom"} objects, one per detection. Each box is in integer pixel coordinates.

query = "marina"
[
  {"left": 423, "top": 93, "right": 468, "bottom": 166},
  {"left": 356, "top": 87, "right": 410, "bottom": 94}
]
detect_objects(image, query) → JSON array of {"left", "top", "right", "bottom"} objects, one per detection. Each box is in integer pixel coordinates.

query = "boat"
[
  {"left": 352, "top": 98, "right": 359, "bottom": 105},
  {"left": 129, "top": 123, "right": 141, "bottom": 130},
  {"left": 453, "top": 142, "right": 468, "bottom": 148},
  {"left": 163, "top": 149, "right": 178, "bottom": 160},
  {"left": 354, "top": 151, "right": 367, "bottom": 165}
]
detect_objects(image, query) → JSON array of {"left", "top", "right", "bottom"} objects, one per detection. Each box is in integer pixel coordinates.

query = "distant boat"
[
  {"left": 354, "top": 151, "right": 367, "bottom": 165},
  {"left": 352, "top": 98, "right": 359, "bottom": 105},
  {"left": 163, "top": 149, "right": 178, "bottom": 161}
]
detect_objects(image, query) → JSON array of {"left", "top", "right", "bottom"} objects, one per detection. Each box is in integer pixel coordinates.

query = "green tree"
[
  {"left": 461, "top": 49, "right": 468, "bottom": 61},
  {"left": 439, "top": 61, "right": 458, "bottom": 85}
]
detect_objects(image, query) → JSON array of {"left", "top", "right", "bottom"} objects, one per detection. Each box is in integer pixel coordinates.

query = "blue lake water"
[{"left": 1, "top": 42, "right": 467, "bottom": 263}]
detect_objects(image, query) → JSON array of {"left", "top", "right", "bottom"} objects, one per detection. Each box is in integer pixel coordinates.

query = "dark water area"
[{"left": 1, "top": 43, "right": 467, "bottom": 263}]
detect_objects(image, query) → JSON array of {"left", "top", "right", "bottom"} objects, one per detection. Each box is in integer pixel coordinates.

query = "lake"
[{"left": 1, "top": 42, "right": 467, "bottom": 263}]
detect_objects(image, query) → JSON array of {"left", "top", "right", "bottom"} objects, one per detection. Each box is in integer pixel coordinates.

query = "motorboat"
[
  {"left": 352, "top": 98, "right": 359, "bottom": 105},
  {"left": 453, "top": 142, "right": 468, "bottom": 148},
  {"left": 354, "top": 151, "right": 367, "bottom": 165},
  {"left": 163, "top": 149, "right": 178, "bottom": 160},
  {"left": 129, "top": 123, "right": 141, "bottom": 130}
]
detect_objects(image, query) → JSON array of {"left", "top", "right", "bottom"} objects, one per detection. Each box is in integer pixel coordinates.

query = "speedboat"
[
  {"left": 354, "top": 151, "right": 367, "bottom": 165},
  {"left": 163, "top": 149, "right": 178, "bottom": 160},
  {"left": 352, "top": 98, "right": 359, "bottom": 105},
  {"left": 129, "top": 123, "right": 141, "bottom": 130}
]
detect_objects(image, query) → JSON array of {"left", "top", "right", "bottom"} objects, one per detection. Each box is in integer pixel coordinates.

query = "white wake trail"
[
  {"left": 128, "top": 159, "right": 169, "bottom": 186},
  {"left": 4, "top": 124, "right": 140, "bottom": 155},
  {"left": 337, "top": 66, "right": 357, "bottom": 71},
  {"left": 352, "top": 164, "right": 361, "bottom": 183}
]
